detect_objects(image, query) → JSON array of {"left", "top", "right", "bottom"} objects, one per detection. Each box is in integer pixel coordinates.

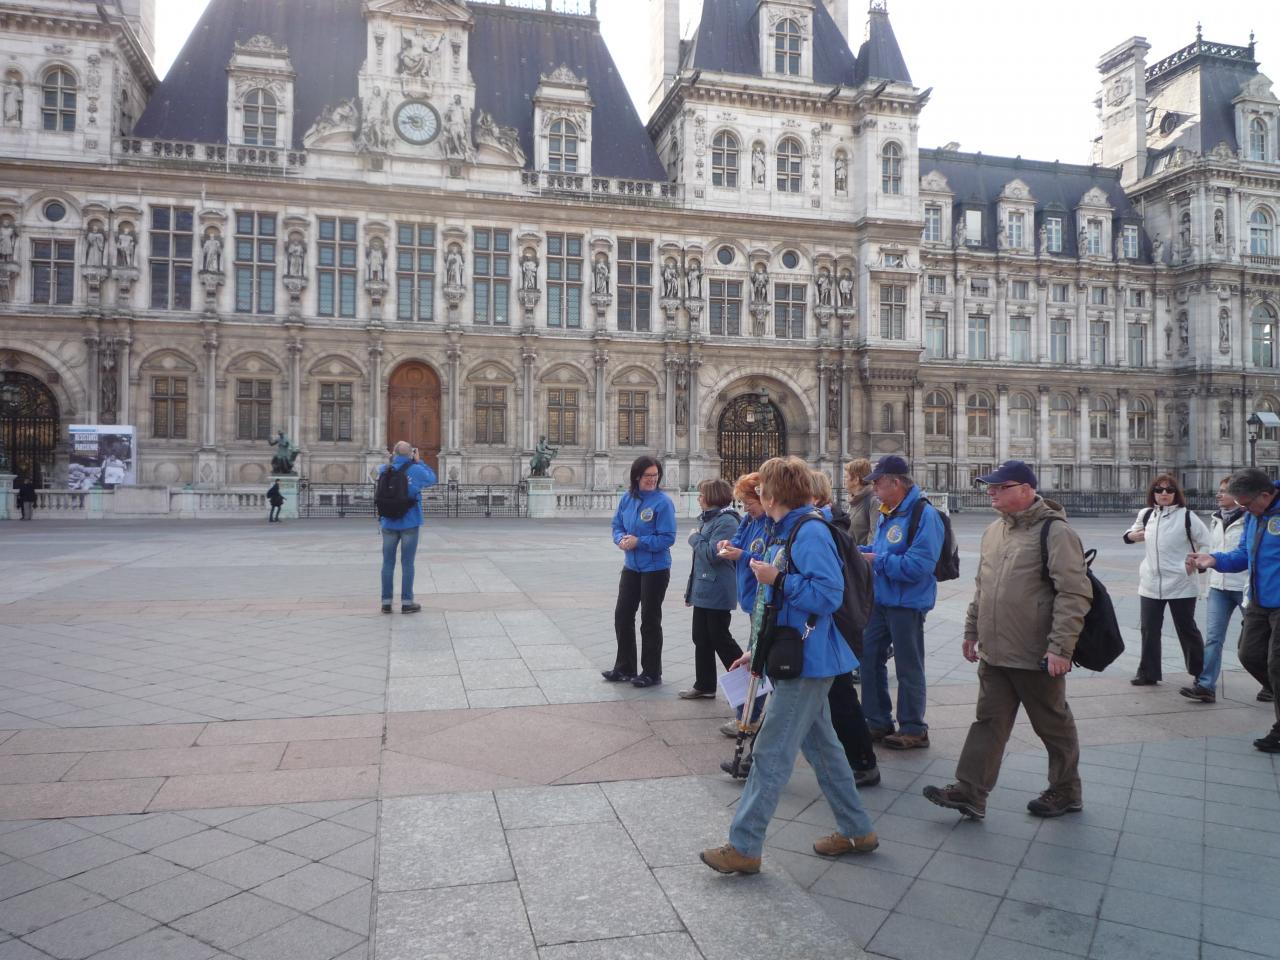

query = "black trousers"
[
  {"left": 614, "top": 567, "right": 670, "bottom": 678},
  {"left": 828, "top": 671, "right": 878, "bottom": 772},
  {"left": 691, "top": 607, "right": 742, "bottom": 692},
  {"left": 1138, "top": 596, "right": 1204, "bottom": 682},
  {"left": 1238, "top": 604, "right": 1280, "bottom": 736},
  {"left": 268, "top": 504, "right": 281, "bottom": 522}
]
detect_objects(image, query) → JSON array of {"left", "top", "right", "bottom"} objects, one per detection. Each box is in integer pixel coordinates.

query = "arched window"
[
  {"left": 41, "top": 68, "right": 76, "bottom": 132},
  {"left": 776, "top": 137, "right": 803, "bottom": 193},
  {"left": 1250, "top": 117, "right": 1268, "bottom": 161},
  {"left": 712, "top": 131, "right": 739, "bottom": 188},
  {"left": 881, "top": 403, "right": 894, "bottom": 433},
  {"left": 773, "top": 18, "right": 802, "bottom": 75},
  {"left": 924, "top": 390, "right": 949, "bottom": 436},
  {"left": 881, "top": 142, "right": 902, "bottom": 195},
  {"left": 966, "top": 392, "right": 992, "bottom": 438},
  {"left": 243, "top": 89, "right": 278, "bottom": 146},
  {"left": 1049, "top": 394, "right": 1074, "bottom": 438},
  {"left": 1128, "top": 396, "right": 1150, "bottom": 441},
  {"left": 1009, "top": 393, "right": 1034, "bottom": 438},
  {"left": 1254, "top": 302, "right": 1278, "bottom": 368},
  {"left": 1089, "top": 395, "right": 1111, "bottom": 440},
  {"left": 549, "top": 118, "right": 579, "bottom": 173},
  {"left": 1251, "top": 208, "right": 1274, "bottom": 256}
]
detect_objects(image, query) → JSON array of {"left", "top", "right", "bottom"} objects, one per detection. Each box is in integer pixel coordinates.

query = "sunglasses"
[{"left": 1152, "top": 486, "right": 1176, "bottom": 494}]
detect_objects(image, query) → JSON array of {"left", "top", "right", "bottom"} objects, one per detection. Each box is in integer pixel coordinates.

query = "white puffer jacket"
[
  {"left": 1124, "top": 505, "right": 1211, "bottom": 599},
  {"left": 1208, "top": 508, "right": 1249, "bottom": 593}
]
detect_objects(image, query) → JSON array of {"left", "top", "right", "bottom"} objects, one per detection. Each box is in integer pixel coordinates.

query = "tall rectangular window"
[
  {"left": 318, "top": 382, "right": 353, "bottom": 442},
  {"left": 967, "top": 314, "right": 990, "bottom": 359},
  {"left": 1086, "top": 219, "right": 1103, "bottom": 256},
  {"left": 709, "top": 280, "right": 743, "bottom": 336},
  {"left": 969, "top": 277, "right": 990, "bottom": 297},
  {"left": 1052, "top": 465, "right": 1074, "bottom": 490},
  {"left": 1090, "top": 320, "right": 1109, "bottom": 365},
  {"left": 618, "top": 390, "right": 648, "bottom": 446},
  {"left": 1128, "top": 288, "right": 1146, "bottom": 308},
  {"left": 1008, "top": 211, "right": 1025, "bottom": 249},
  {"left": 1009, "top": 315, "right": 1031, "bottom": 362},
  {"left": 236, "top": 379, "right": 273, "bottom": 441},
  {"left": 1128, "top": 323, "right": 1147, "bottom": 367},
  {"left": 397, "top": 223, "right": 436, "bottom": 322},
  {"left": 1090, "top": 286, "right": 1108, "bottom": 306},
  {"left": 30, "top": 239, "right": 75, "bottom": 305},
  {"left": 318, "top": 217, "right": 358, "bottom": 318},
  {"left": 925, "top": 313, "right": 947, "bottom": 359},
  {"left": 1051, "top": 282, "right": 1069, "bottom": 303},
  {"left": 474, "top": 385, "right": 507, "bottom": 445},
  {"left": 1122, "top": 224, "right": 1139, "bottom": 259},
  {"left": 472, "top": 227, "right": 508, "bottom": 326},
  {"left": 1050, "top": 318, "right": 1070, "bottom": 363},
  {"left": 924, "top": 205, "right": 942, "bottom": 243},
  {"left": 150, "top": 376, "right": 188, "bottom": 439},
  {"left": 1046, "top": 217, "right": 1063, "bottom": 253},
  {"left": 879, "top": 284, "right": 906, "bottom": 339},
  {"left": 233, "top": 211, "right": 276, "bottom": 314},
  {"left": 774, "top": 283, "right": 806, "bottom": 339},
  {"left": 149, "top": 205, "right": 194, "bottom": 310},
  {"left": 546, "top": 233, "right": 583, "bottom": 328},
  {"left": 617, "top": 239, "right": 652, "bottom": 332},
  {"left": 965, "top": 209, "right": 982, "bottom": 244},
  {"left": 926, "top": 275, "right": 947, "bottom": 296},
  {"left": 1254, "top": 316, "right": 1275, "bottom": 367},
  {"left": 547, "top": 388, "right": 578, "bottom": 445},
  {"left": 1010, "top": 279, "right": 1029, "bottom": 300}
]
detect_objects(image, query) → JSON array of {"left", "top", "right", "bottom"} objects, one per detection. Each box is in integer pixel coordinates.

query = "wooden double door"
[{"left": 386, "top": 362, "right": 441, "bottom": 470}]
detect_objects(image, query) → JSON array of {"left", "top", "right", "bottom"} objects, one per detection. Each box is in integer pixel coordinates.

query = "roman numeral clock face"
[{"left": 395, "top": 101, "right": 440, "bottom": 145}]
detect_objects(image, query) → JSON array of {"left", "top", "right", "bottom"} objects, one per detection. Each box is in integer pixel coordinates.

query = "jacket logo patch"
[
  {"left": 750, "top": 537, "right": 765, "bottom": 555},
  {"left": 639, "top": 508, "right": 654, "bottom": 523},
  {"left": 886, "top": 524, "right": 904, "bottom": 544},
  {"left": 1268, "top": 517, "right": 1280, "bottom": 536}
]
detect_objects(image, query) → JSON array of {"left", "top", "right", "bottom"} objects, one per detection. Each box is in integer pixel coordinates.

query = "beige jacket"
[{"left": 964, "top": 497, "right": 1093, "bottom": 668}]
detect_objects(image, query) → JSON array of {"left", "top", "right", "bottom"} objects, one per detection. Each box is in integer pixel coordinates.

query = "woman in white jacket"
[{"left": 1123, "top": 474, "right": 1210, "bottom": 686}]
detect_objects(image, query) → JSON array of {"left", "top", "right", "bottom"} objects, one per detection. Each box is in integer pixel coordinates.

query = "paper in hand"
[{"left": 717, "top": 664, "right": 773, "bottom": 709}]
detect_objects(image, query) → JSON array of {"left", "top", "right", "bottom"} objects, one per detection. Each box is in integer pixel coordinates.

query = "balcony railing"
[
  {"left": 520, "top": 171, "right": 681, "bottom": 204},
  {"left": 115, "top": 138, "right": 307, "bottom": 175},
  {"left": 1246, "top": 254, "right": 1280, "bottom": 269}
]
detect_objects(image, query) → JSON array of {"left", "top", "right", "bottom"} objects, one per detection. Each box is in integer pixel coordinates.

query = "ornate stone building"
[{"left": 0, "top": 0, "right": 1276, "bottom": 493}]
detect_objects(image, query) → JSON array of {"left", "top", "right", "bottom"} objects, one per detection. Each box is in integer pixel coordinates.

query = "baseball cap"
[
  {"left": 976, "top": 460, "right": 1038, "bottom": 488},
  {"left": 865, "top": 455, "right": 911, "bottom": 481}
]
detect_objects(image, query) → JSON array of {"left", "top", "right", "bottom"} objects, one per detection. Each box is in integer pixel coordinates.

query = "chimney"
[
  {"left": 822, "top": 0, "right": 851, "bottom": 44},
  {"left": 1095, "top": 36, "right": 1150, "bottom": 186},
  {"left": 647, "top": 0, "right": 680, "bottom": 118}
]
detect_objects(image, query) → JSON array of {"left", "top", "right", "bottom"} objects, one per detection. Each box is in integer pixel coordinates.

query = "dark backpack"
[
  {"left": 780, "top": 512, "right": 874, "bottom": 657},
  {"left": 1039, "top": 517, "right": 1125, "bottom": 672},
  {"left": 375, "top": 463, "right": 417, "bottom": 520},
  {"left": 1139, "top": 506, "right": 1192, "bottom": 544},
  {"left": 905, "top": 497, "right": 961, "bottom": 581}
]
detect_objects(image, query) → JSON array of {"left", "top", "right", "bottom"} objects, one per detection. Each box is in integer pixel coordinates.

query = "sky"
[{"left": 154, "top": 0, "right": 1270, "bottom": 165}]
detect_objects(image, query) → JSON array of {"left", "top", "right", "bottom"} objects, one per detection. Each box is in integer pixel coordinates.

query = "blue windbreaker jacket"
[
  {"left": 730, "top": 514, "right": 771, "bottom": 613},
  {"left": 859, "top": 483, "right": 942, "bottom": 610},
  {"left": 1211, "top": 482, "right": 1280, "bottom": 608},
  {"left": 377, "top": 456, "right": 438, "bottom": 531},
  {"left": 611, "top": 489, "right": 677, "bottom": 572}
]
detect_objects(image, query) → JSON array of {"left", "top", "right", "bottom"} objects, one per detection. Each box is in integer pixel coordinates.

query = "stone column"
[
  {"left": 367, "top": 342, "right": 383, "bottom": 452},
  {"left": 1036, "top": 279, "right": 1049, "bottom": 361},
  {"left": 521, "top": 344, "right": 537, "bottom": 453},
  {"left": 117, "top": 334, "right": 132, "bottom": 425},
  {"left": 446, "top": 345, "right": 461, "bottom": 453},
  {"left": 1078, "top": 387, "right": 1092, "bottom": 490},
  {"left": 1235, "top": 389, "right": 1247, "bottom": 468},
  {"left": 202, "top": 334, "right": 218, "bottom": 447},
  {"left": 840, "top": 362, "right": 853, "bottom": 463},
  {"left": 994, "top": 278, "right": 1008, "bottom": 361},
  {"left": 953, "top": 271, "right": 967, "bottom": 360},
  {"left": 954, "top": 381, "right": 968, "bottom": 480},
  {"left": 1229, "top": 189, "right": 1242, "bottom": 264},
  {"left": 910, "top": 380, "right": 925, "bottom": 469},
  {"left": 287, "top": 338, "right": 303, "bottom": 444},
  {"left": 1186, "top": 388, "right": 1200, "bottom": 478},
  {"left": 1075, "top": 282, "right": 1088, "bottom": 365},
  {"left": 1114, "top": 283, "right": 1126, "bottom": 368},
  {"left": 687, "top": 356, "right": 702, "bottom": 459},
  {"left": 593, "top": 347, "right": 608, "bottom": 453},
  {"left": 1038, "top": 385, "right": 1051, "bottom": 469},
  {"left": 997, "top": 384, "right": 1010, "bottom": 463},
  {"left": 663, "top": 355, "right": 677, "bottom": 456},
  {"left": 816, "top": 362, "right": 830, "bottom": 460},
  {"left": 83, "top": 334, "right": 100, "bottom": 424},
  {"left": 1117, "top": 389, "right": 1131, "bottom": 483}
]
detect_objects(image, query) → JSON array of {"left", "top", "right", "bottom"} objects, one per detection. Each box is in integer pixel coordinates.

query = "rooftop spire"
[{"left": 854, "top": 0, "right": 910, "bottom": 85}]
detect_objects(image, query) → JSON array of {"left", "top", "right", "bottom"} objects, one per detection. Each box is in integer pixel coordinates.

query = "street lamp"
[{"left": 1247, "top": 411, "right": 1280, "bottom": 467}]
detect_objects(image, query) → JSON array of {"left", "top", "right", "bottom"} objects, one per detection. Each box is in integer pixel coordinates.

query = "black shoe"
[
  {"left": 381, "top": 603, "right": 392, "bottom": 614},
  {"left": 866, "top": 724, "right": 895, "bottom": 742},
  {"left": 601, "top": 669, "right": 635, "bottom": 683},
  {"left": 1253, "top": 734, "right": 1280, "bottom": 754},
  {"left": 631, "top": 674, "right": 662, "bottom": 688},
  {"left": 1130, "top": 675, "right": 1159, "bottom": 686},
  {"left": 401, "top": 602, "right": 421, "bottom": 614},
  {"left": 1027, "top": 789, "right": 1083, "bottom": 818},
  {"left": 1179, "top": 685, "right": 1216, "bottom": 703},
  {"left": 721, "top": 755, "right": 752, "bottom": 778},
  {"left": 855, "top": 766, "right": 881, "bottom": 788},
  {"left": 1259, "top": 689, "right": 1275, "bottom": 703}
]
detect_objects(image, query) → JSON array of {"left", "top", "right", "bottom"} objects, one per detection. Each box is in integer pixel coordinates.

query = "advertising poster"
[{"left": 67, "top": 425, "right": 136, "bottom": 490}]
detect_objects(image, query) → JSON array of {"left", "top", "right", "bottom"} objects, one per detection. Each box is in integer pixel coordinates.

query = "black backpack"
[
  {"left": 1039, "top": 517, "right": 1124, "bottom": 672},
  {"left": 780, "top": 512, "right": 874, "bottom": 657},
  {"left": 374, "top": 463, "right": 417, "bottom": 520},
  {"left": 905, "top": 496, "right": 961, "bottom": 581}
]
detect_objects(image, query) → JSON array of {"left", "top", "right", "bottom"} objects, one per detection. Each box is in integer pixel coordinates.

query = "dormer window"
[
  {"left": 549, "top": 118, "right": 579, "bottom": 172},
  {"left": 776, "top": 136, "right": 803, "bottom": 193},
  {"left": 1046, "top": 217, "right": 1063, "bottom": 252},
  {"left": 243, "top": 89, "right": 278, "bottom": 146},
  {"left": 1008, "top": 211, "right": 1025, "bottom": 249},
  {"left": 881, "top": 142, "right": 902, "bottom": 194},
  {"left": 774, "top": 18, "right": 802, "bottom": 76},
  {"left": 1086, "top": 219, "right": 1103, "bottom": 256},
  {"left": 1250, "top": 117, "right": 1268, "bottom": 161},
  {"left": 42, "top": 68, "right": 76, "bottom": 132}
]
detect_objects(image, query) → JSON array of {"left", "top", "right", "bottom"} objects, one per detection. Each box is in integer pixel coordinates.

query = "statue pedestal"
[
  {"left": 590, "top": 453, "right": 611, "bottom": 490},
  {"left": 193, "top": 448, "right": 224, "bottom": 489},
  {"left": 526, "top": 476, "right": 554, "bottom": 519},
  {"left": 0, "top": 472, "right": 14, "bottom": 520},
  {"left": 272, "top": 475, "right": 300, "bottom": 520},
  {"left": 438, "top": 451, "right": 462, "bottom": 485}
]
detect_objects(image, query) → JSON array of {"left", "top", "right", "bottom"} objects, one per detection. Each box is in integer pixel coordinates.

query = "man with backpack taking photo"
[
  {"left": 375, "top": 441, "right": 438, "bottom": 614},
  {"left": 923, "top": 461, "right": 1093, "bottom": 820}
]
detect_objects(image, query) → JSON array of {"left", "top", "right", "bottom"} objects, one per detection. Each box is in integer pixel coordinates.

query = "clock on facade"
[{"left": 394, "top": 100, "right": 440, "bottom": 145}]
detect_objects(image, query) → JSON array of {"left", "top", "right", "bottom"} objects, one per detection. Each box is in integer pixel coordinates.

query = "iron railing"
[
  {"left": 300, "top": 480, "right": 527, "bottom": 518},
  {"left": 942, "top": 490, "right": 1219, "bottom": 516}
]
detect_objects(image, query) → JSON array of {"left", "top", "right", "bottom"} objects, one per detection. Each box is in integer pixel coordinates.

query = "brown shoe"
[
  {"left": 884, "top": 731, "right": 929, "bottom": 750},
  {"left": 923, "top": 783, "right": 985, "bottom": 820},
  {"left": 813, "top": 831, "right": 879, "bottom": 857},
  {"left": 699, "top": 843, "right": 761, "bottom": 875}
]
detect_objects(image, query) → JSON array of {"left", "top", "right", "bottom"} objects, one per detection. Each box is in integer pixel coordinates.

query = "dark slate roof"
[
  {"left": 918, "top": 149, "right": 1149, "bottom": 261},
  {"left": 134, "top": 0, "right": 666, "bottom": 180},
  {"left": 684, "top": 0, "right": 857, "bottom": 86},
  {"left": 853, "top": 7, "right": 911, "bottom": 85}
]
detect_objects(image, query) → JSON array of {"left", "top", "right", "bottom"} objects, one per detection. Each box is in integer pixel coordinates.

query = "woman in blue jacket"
[
  {"left": 681, "top": 478, "right": 742, "bottom": 699},
  {"left": 701, "top": 456, "right": 877, "bottom": 875},
  {"left": 604, "top": 456, "right": 677, "bottom": 687}
]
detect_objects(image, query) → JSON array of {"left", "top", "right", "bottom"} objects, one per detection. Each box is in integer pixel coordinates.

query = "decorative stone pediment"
[
  {"left": 1237, "top": 72, "right": 1277, "bottom": 103},
  {"left": 1078, "top": 186, "right": 1112, "bottom": 209},
  {"left": 999, "top": 178, "right": 1034, "bottom": 202},
  {"left": 540, "top": 64, "right": 584, "bottom": 87},
  {"left": 920, "top": 170, "right": 951, "bottom": 194},
  {"left": 226, "top": 351, "right": 284, "bottom": 376},
  {"left": 308, "top": 355, "right": 364, "bottom": 378},
  {"left": 364, "top": 0, "right": 473, "bottom": 23},
  {"left": 236, "top": 35, "right": 288, "bottom": 56},
  {"left": 466, "top": 361, "right": 516, "bottom": 383},
  {"left": 140, "top": 349, "right": 199, "bottom": 374}
]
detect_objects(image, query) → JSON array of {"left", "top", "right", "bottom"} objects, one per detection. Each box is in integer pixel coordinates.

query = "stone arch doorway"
[
  {"left": 717, "top": 392, "right": 786, "bottom": 481},
  {"left": 387, "top": 361, "right": 441, "bottom": 470},
  {"left": 1, "top": 371, "right": 60, "bottom": 486}
]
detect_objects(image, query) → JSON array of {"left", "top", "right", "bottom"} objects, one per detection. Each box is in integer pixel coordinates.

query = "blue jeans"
[
  {"left": 381, "top": 527, "right": 420, "bottom": 602},
  {"left": 729, "top": 676, "right": 874, "bottom": 858},
  {"left": 1199, "top": 587, "right": 1244, "bottom": 690},
  {"left": 861, "top": 604, "right": 928, "bottom": 735}
]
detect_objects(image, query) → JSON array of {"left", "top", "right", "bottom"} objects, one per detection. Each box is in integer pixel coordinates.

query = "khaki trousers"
[{"left": 955, "top": 660, "right": 1081, "bottom": 811}]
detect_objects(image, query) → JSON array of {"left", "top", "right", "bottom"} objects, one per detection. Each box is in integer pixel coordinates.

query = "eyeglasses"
[
  {"left": 641, "top": 471, "right": 660, "bottom": 480},
  {"left": 985, "top": 482, "right": 1026, "bottom": 493},
  {"left": 1152, "top": 486, "right": 1176, "bottom": 494}
]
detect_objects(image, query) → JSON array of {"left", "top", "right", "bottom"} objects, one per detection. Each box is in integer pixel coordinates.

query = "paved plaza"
[{"left": 1, "top": 513, "right": 1278, "bottom": 960}]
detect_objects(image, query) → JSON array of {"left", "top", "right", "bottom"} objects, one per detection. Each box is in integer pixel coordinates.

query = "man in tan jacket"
[{"left": 923, "top": 461, "right": 1092, "bottom": 820}]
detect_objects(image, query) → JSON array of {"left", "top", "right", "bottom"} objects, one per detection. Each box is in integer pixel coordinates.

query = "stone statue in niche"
[
  {"left": 815, "top": 267, "right": 833, "bottom": 307},
  {"left": 356, "top": 85, "right": 390, "bottom": 152},
  {"left": 592, "top": 255, "right": 610, "bottom": 296},
  {"left": 1152, "top": 235, "right": 1164, "bottom": 263},
  {"left": 751, "top": 144, "right": 765, "bottom": 186},
  {"left": 1177, "top": 314, "right": 1190, "bottom": 356},
  {"left": 0, "top": 216, "right": 16, "bottom": 262},
  {"left": 834, "top": 153, "right": 848, "bottom": 193},
  {"left": 84, "top": 223, "right": 107, "bottom": 268},
  {"left": 520, "top": 251, "right": 539, "bottom": 291},
  {"left": 685, "top": 259, "right": 702, "bottom": 300},
  {"left": 445, "top": 245, "right": 464, "bottom": 287},
  {"left": 996, "top": 219, "right": 1007, "bottom": 250},
  {"left": 827, "top": 377, "right": 840, "bottom": 428},
  {"left": 1163, "top": 322, "right": 1173, "bottom": 357},
  {"left": 661, "top": 259, "right": 680, "bottom": 300},
  {"left": 1219, "top": 309, "right": 1231, "bottom": 354},
  {"left": 953, "top": 218, "right": 966, "bottom": 247},
  {"left": 367, "top": 238, "right": 386, "bottom": 283},
  {"left": 1214, "top": 209, "right": 1225, "bottom": 245},
  {"left": 201, "top": 231, "right": 223, "bottom": 274},
  {"left": 1114, "top": 234, "right": 1124, "bottom": 261},
  {"left": 397, "top": 29, "right": 443, "bottom": 80},
  {"left": 837, "top": 270, "right": 854, "bottom": 308},
  {"left": 750, "top": 264, "right": 769, "bottom": 304},
  {"left": 2, "top": 73, "right": 22, "bottom": 127},
  {"left": 1078, "top": 226, "right": 1089, "bottom": 255},
  {"left": 1220, "top": 405, "right": 1232, "bottom": 439},
  {"left": 1037, "top": 224, "right": 1047, "bottom": 255},
  {"left": 114, "top": 224, "right": 136, "bottom": 268},
  {"left": 285, "top": 236, "right": 306, "bottom": 278},
  {"left": 442, "top": 95, "right": 472, "bottom": 161},
  {"left": 675, "top": 364, "right": 688, "bottom": 429}
]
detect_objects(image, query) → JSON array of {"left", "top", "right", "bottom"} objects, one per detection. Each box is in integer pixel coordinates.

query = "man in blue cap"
[
  {"left": 858, "top": 455, "right": 943, "bottom": 749},
  {"left": 923, "top": 461, "right": 1092, "bottom": 820}
]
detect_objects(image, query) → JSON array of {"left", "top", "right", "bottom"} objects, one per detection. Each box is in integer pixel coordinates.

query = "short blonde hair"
[
  {"left": 758, "top": 456, "right": 815, "bottom": 510},
  {"left": 733, "top": 472, "right": 761, "bottom": 503},
  {"left": 810, "top": 469, "right": 833, "bottom": 508},
  {"left": 845, "top": 458, "right": 871, "bottom": 483}
]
